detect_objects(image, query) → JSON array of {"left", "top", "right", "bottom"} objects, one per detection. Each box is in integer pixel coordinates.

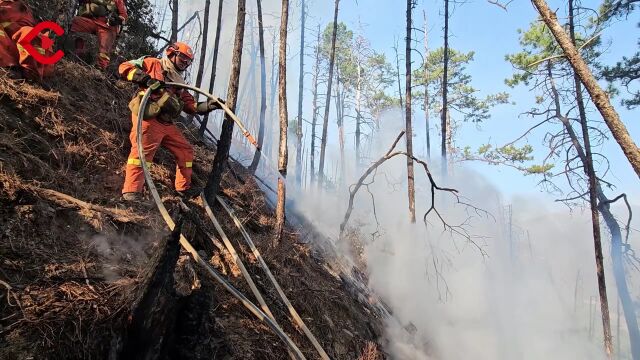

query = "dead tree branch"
[{"left": 339, "top": 131, "right": 487, "bottom": 254}]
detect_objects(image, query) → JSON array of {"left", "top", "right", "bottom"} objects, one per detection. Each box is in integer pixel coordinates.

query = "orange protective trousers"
[
  {"left": 71, "top": 16, "right": 117, "bottom": 69},
  {"left": 122, "top": 116, "right": 195, "bottom": 194}
]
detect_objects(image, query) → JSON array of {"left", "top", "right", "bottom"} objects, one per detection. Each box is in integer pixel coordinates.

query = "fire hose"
[
  {"left": 213, "top": 195, "right": 331, "bottom": 360},
  {"left": 164, "top": 82, "right": 328, "bottom": 359},
  {"left": 136, "top": 87, "right": 306, "bottom": 360}
]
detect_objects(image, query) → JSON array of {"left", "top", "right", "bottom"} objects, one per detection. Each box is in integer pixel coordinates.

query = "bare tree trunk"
[
  {"left": 194, "top": 0, "right": 211, "bottom": 90},
  {"left": 355, "top": 62, "right": 362, "bottom": 166},
  {"left": 405, "top": 0, "right": 416, "bottom": 222},
  {"left": 569, "top": 1, "right": 640, "bottom": 357},
  {"left": 295, "top": 0, "right": 306, "bottom": 186},
  {"left": 249, "top": 0, "right": 268, "bottom": 174},
  {"left": 423, "top": 10, "right": 430, "bottom": 159},
  {"left": 204, "top": 0, "right": 246, "bottom": 201},
  {"left": 170, "top": 0, "right": 178, "bottom": 43},
  {"left": 335, "top": 69, "right": 346, "bottom": 187},
  {"left": 441, "top": 0, "right": 449, "bottom": 175},
  {"left": 309, "top": 25, "right": 321, "bottom": 185},
  {"left": 236, "top": 16, "right": 257, "bottom": 111},
  {"left": 394, "top": 41, "right": 404, "bottom": 115},
  {"left": 264, "top": 31, "right": 279, "bottom": 162},
  {"left": 317, "top": 0, "right": 340, "bottom": 188},
  {"left": 199, "top": 0, "right": 224, "bottom": 137},
  {"left": 548, "top": 62, "right": 613, "bottom": 359},
  {"left": 531, "top": 0, "right": 640, "bottom": 180},
  {"left": 187, "top": 0, "right": 211, "bottom": 127},
  {"left": 275, "top": 0, "right": 290, "bottom": 243}
]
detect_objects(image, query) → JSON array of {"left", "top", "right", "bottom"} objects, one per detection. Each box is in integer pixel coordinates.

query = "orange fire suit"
[
  {"left": 119, "top": 57, "right": 200, "bottom": 194},
  {"left": 0, "top": 0, "right": 54, "bottom": 80},
  {"left": 71, "top": 0, "right": 127, "bottom": 69}
]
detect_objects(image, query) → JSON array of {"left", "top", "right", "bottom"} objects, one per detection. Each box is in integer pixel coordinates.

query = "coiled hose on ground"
[{"left": 136, "top": 86, "right": 306, "bottom": 360}]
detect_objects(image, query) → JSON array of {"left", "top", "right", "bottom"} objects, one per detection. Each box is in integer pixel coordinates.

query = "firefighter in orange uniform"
[
  {"left": 71, "top": 0, "right": 127, "bottom": 70},
  {"left": 119, "top": 42, "right": 224, "bottom": 202},
  {"left": 0, "top": 0, "right": 54, "bottom": 81}
]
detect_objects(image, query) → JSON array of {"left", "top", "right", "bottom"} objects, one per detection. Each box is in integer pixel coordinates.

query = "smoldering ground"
[{"left": 281, "top": 109, "right": 638, "bottom": 360}]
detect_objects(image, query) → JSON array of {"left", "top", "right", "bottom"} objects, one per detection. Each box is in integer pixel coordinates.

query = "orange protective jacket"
[
  {"left": 78, "top": 0, "right": 128, "bottom": 22},
  {"left": 118, "top": 56, "right": 198, "bottom": 116},
  {"left": 0, "top": 0, "right": 35, "bottom": 34},
  {"left": 0, "top": 0, "right": 54, "bottom": 79}
]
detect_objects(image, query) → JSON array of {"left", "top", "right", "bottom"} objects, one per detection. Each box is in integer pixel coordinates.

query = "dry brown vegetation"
[{"left": 0, "top": 62, "right": 385, "bottom": 359}]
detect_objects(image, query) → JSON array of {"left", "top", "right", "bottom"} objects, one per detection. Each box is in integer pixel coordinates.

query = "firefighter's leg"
[
  {"left": 162, "top": 124, "right": 195, "bottom": 191},
  {"left": 12, "top": 26, "right": 44, "bottom": 81},
  {"left": 0, "top": 27, "right": 19, "bottom": 70},
  {"left": 70, "top": 16, "right": 98, "bottom": 60},
  {"left": 95, "top": 25, "right": 117, "bottom": 70},
  {"left": 122, "top": 117, "right": 165, "bottom": 194}
]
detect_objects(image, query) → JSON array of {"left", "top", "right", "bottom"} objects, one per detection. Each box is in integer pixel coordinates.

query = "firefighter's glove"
[
  {"left": 196, "top": 98, "right": 224, "bottom": 114},
  {"left": 146, "top": 79, "right": 164, "bottom": 92},
  {"left": 107, "top": 13, "right": 124, "bottom": 26},
  {"left": 129, "top": 71, "right": 164, "bottom": 91}
]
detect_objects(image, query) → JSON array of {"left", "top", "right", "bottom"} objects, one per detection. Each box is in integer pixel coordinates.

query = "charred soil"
[{"left": 0, "top": 62, "right": 385, "bottom": 359}]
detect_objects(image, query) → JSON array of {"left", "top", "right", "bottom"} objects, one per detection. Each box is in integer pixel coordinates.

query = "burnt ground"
[{"left": 0, "top": 61, "right": 386, "bottom": 359}]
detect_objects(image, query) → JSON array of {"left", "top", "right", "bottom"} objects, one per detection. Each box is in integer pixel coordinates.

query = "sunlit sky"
[{"left": 165, "top": 0, "right": 639, "bottom": 204}]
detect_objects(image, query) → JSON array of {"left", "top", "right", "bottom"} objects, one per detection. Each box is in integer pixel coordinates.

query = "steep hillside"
[{"left": 0, "top": 64, "right": 385, "bottom": 359}]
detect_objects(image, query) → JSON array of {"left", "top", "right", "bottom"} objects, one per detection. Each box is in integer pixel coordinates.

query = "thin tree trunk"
[
  {"left": 264, "top": 31, "right": 279, "bottom": 163},
  {"left": 423, "top": 10, "right": 430, "bottom": 159},
  {"left": 170, "top": 0, "right": 178, "bottom": 43},
  {"left": 204, "top": 0, "right": 246, "bottom": 201},
  {"left": 189, "top": 0, "right": 212, "bottom": 126},
  {"left": 441, "top": 0, "right": 449, "bottom": 175},
  {"left": 394, "top": 42, "right": 404, "bottom": 115},
  {"left": 249, "top": 0, "right": 268, "bottom": 174},
  {"left": 317, "top": 0, "right": 340, "bottom": 188},
  {"left": 548, "top": 62, "right": 613, "bottom": 358},
  {"left": 355, "top": 62, "right": 362, "bottom": 166},
  {"left": 275, "top": 0, "right": 290, "bottom": 243},
  {"left": 194, "top": 0, "right": 211, "bottom": 90},
  {"left": 531, "top": 0, "right": 640, "bottom": 180},
  {"left": 335, "top": 69, "right": 345, "bottom": 187},
  {"left": 310, "top": 25, "right": 321, "bottom": 185},
  {"left": 236, "top": 16, "right": 257, "bottom": 111},
  {"left": 405, "top": 0, "right": 416, "bottom": 223},
  {"left": 569, "top": 1, "right": 640, "bottom": 357},
  {"left": 199, "top": 0, "right": 224, "bottom": 137},
  {"left": 295, "top": 0, "right": 306, "bottom": 186}
]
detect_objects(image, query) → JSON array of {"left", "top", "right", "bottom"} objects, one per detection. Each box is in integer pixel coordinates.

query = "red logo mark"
[{"left": 18, "top": 21, "right": 65, "bottom": 65}]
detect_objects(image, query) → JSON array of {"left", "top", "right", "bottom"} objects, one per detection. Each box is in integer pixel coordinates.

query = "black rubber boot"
[{"left": 177, "top": 187, "right": 202, "bottom": 199}]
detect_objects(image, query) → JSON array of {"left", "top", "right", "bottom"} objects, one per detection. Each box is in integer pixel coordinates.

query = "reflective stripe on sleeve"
[{"left": 127, "top": 68, "right": 137, "bottom": 81}]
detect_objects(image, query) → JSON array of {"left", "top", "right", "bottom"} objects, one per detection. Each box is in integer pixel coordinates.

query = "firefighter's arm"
[
  {"left": 120, "top": 58, "right": 163, "bottom": 90},
  {"left": 116, "top": 0, "right": 128, "bottom": 22},
  {"left": 195, "top": 98, "right": 226, "bottom": 114},
  {"left": 180, "top": 91, "right": 198, "bottom": 115}
]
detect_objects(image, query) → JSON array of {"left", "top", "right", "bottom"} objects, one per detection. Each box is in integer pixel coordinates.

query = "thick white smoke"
[{"left": 289, "top": 109, "right": 639, "bottom": 359}]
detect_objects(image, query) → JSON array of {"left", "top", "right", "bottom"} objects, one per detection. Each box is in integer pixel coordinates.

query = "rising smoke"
[{"left": 288, "top": 109, "right": 638, "bottom": 359}]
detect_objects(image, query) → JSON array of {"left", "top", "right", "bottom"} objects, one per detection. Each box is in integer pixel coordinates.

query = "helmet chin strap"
[{"left": 170, "top": 54, "right": 187, "bottom": 72}]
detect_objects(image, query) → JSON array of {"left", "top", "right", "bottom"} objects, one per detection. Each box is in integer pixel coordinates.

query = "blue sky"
[
  {"left": 296, "top": 0, "right": 640, "bottom": 201},
  {"left": 170, "top": 0, "right": 638, "bottom": 203}
]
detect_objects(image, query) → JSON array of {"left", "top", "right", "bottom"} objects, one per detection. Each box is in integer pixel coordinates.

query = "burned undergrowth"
[{"left": 0, "top": 62, "right": 384, "bottom": 359}]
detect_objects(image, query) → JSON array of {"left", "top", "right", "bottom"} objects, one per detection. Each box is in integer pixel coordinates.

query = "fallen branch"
[{"left": 28, "top": 186, "right": 145, "bottom": 223}]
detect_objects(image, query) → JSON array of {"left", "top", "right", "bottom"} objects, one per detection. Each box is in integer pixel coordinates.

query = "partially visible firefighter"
[
  {"left": 0, "top": 0, "right": 54, "bottom": 81},
  {"left": 71, "top": 0, "right": 127, "bottom": 70},
  {"left": 119, "top": 41, "right": 225, "bottom": 202}
]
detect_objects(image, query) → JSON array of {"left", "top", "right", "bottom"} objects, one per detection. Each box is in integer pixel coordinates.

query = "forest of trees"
[{"left": 124, "top": 0, "right": 639, "bottom": 357}]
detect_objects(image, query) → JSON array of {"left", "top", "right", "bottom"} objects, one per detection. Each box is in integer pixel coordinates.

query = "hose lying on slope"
[
  {"left": 215, "top": 195, "right": 331, "bottom": 360},
  {"left": 136, "top": 87, "right": 306, "bottom": 360}
]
